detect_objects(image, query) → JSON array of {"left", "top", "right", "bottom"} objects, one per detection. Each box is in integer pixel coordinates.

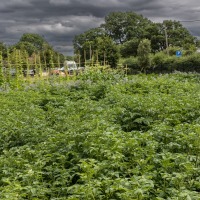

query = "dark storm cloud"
[{"left": 0, "top": 0, "right": 200, "bottom": 55}]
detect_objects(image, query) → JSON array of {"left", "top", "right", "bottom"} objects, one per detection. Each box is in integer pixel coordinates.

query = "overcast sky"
[{"left": 1, "top": 0, "right": 200, "bottom": 55}]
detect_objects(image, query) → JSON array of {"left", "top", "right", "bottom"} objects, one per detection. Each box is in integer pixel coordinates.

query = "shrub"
[{"left": 122, "top": 56, "right": 140, "bottom": 74}]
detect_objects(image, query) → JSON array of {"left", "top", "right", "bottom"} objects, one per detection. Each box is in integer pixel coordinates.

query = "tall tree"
[
  {"left": 73, "top": 28, "right": 106, "bottom": 65},
  {"left": 13, "top": 41, "right": 37, "bottom": 56},
  {"left": 137, "top": 39, "right": 151, "bottom": 73},
  {"left": 94, "top": 36, "right": 120, "bottom": 68},
  {"left": 73, "top": 11, "right": 199, "bottom": 61},
  {"left": 162, "top": 20, "right": 197, "bottom": 49},
  {"left": 10, "top": 33, "right": 49, "bottom": 56},
  {"left": 73, "top": 28, "right": 105, "bottom": 54},
  {"left": 145, "top": 20, "right": 198, "bottom": 52},
  {"left": 20, "top": 33, "right": 48, "bottom": 51},
  {"left": 101, "top": 11, "right": 151, "bottom": 44},
  {"left": 11, "top": 33, "right": 65, "bottom": 69},
  {"left": 120, "top": 38, "right": 140, "bottom": 57},
  {"left": 142, "top": 23, "right": 166, "bottom": 52},
  {"left": 73, "top": 28, "right": 119, "bottom": 68}
]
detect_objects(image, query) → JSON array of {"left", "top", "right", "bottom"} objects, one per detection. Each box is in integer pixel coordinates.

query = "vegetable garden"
[{"left": 0, "top": 70, "right": 200, "bottom": 199}]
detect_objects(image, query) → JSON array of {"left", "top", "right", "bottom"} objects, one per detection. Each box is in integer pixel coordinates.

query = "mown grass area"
[{"left": 0, "top": 71, "right": 200, "bottom": 199}]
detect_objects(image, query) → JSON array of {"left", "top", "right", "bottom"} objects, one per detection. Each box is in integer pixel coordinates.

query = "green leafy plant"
[{"left": 0, "top": 71, "right": 200, "bottom": 199}]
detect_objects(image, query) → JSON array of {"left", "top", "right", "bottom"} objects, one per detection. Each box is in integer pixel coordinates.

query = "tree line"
[
  {"left": 1, "top": 11, "right": 200, "bottom": 74},
  {"left": 73, "top": 11, "right": 200, "bottom": 72},
  {"left": 0, "top": 33, "right": 65, "bottom": 70}
]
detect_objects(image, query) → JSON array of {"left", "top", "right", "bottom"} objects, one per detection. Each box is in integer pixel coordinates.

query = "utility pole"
[{"left": 78, "top": 50, "right": 81, "bottom": 68}]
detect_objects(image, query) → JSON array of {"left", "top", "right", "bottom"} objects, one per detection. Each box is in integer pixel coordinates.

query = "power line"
[{"left": 180, "top": 19, "right": 200, "bottom": 22}]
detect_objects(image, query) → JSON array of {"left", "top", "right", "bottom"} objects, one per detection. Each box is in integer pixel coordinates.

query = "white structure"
[{"left": 64, "top": 61, "right": 78, "bottom": 71}]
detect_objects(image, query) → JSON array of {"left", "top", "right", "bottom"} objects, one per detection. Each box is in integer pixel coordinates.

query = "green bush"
[
  {"left": 151, "top": 52, "right": 200, "bottom": 73},
  {"left": 122, "top": 56, "right": 140, "bottom": 73}
]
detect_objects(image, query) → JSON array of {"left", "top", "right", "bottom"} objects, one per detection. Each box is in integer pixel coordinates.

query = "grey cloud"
[{"left": 0, "top": 0, "right": 200, "bottom": 55}]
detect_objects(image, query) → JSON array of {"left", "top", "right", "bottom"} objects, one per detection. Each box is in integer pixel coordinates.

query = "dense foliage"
[
  {"left": 1, "top": 33, "right": 65, "bottom": 68},
  {"left": 122, "top": 51, "right": 200, "bottom": 74},
  {"left": 101, "top": 12, "right": 151, "bottom": 44},
  {"left": 73, "top": 28, "right": 120, "bottom": 67},
  {"left": 137, "top": 39, "right": 151, "bottom": 73},
  {"left": 73, "top": 11, "right": 198, "bottom": 63},
  {"left": 0, "top": 70, "right": 200, "bottom": 199}
]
